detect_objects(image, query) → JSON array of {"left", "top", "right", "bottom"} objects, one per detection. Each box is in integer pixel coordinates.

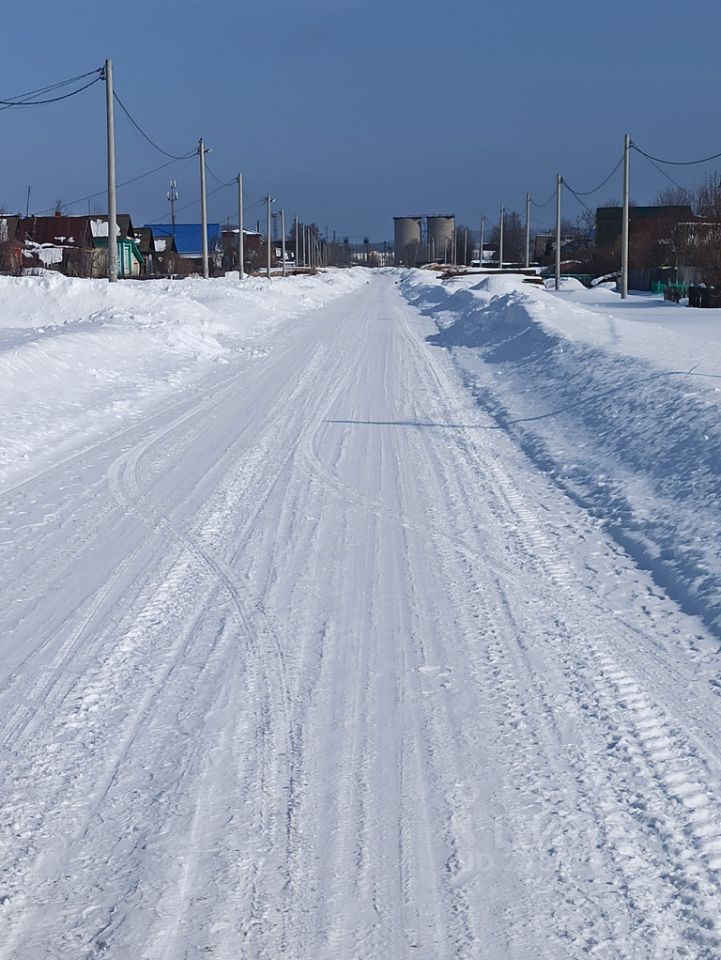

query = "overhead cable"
[
  {"left": 563, "top": 183, "right": 594, "bottom": 214},
  {"left": 632, "top": 143, "right": 721, "bottom": 166},
  {"left": 205, "top": 162, "right": 236, "bottom": 187},
  {"left": 0, "top": 69, "right": 103, "bottom": 109},
  {"left": 530, "top": 188, "right": 557, "bottom": 208},
  {"left": 113, "top": 91, "right": 196, "bottom": 160},
  {"left": 637, "top": 152, "right": 690, "bottom": 193},
  {"left": 35, "top": 155, "right": 194, "bottom": 215},
  {"left": 563, "top": 154, "right": 624, "bottom": 196}
]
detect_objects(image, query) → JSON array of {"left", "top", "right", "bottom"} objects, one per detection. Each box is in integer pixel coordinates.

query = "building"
[
  {"left": 0, "top": 216, "right": 24, "bottom": 272},
  {"left": 427, "top": 215, "right": 455, "bottom": 262},
  {"left": 15, "top": 214, "right": 143, "bottom": 277},
  {"left": 394, "top": 216, "right": 422, "bottom": 266},
  {"left": 135, "top": 227, "right": 179, "bottom": 276},
  {"left": 534, "top": 233, "right": 580, "bottom": 262},
  {"left": 145, "top": 223, "right": 224, "bottom": 274},
  {"left": 221, "top": 226, "right": 263, "bottom": 271},
  {"left": 595, "top": 205, "right": 700, "bottom": 249},
  {"left": 394, "top": 214, "right": 456, "bottom": 265}
]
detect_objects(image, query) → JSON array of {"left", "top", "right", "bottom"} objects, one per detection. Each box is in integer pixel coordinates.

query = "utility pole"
[
  {"left": 302, "top": 224, "right": 306, "bottom": 267},
  {"left": 294, "top": 215, "right": 299, "bottom": 269},
  {"left": 621, "top": 133, "right": 630, "bottom": 299},
  {"left": 281, "top": 209, "right": 287, "bottom": 277},
  {"left": 266, "top": 195, "right": 274, "bottom": 278},
  {"left": 104, "top": 58, "right": 118, "bottom": 283},
  {"left": 525, "top": 192, "right": 531, "bottom": 268},
  {"left": 555, "top": 174, "right": 562, "bottom": 292},
  {"left": 237, "top": 173, "right": 244, "bottom": 280},
  {"left": 199, "top": 139, "right": 209, "bottom": 279},
  {"left": 499, "top": 203, "right": 505, "bottom": 269},
  {"left": 167, "top": 180, "right": 178, "bottom": 233},
  {"left": 480, "top": 214, "right": 485, "bottom": 267}
]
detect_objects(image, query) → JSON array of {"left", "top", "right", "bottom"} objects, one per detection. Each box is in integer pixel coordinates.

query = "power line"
[
  {"left": 563, "top": 182, "right": 594, "bottom": 214},
  {"left": 0, "top": 69, "right": 103, "bottom": 110},
  {"left": 35, "top": 155, "right": 194, "bottom": 215},
  {"left": 113, "top": 90, "right": 196, "bottom": 160},
  {"left": 205, "top": 161, "right": 235, "bottom": 187},
  {"left": 145, "top": 177, "right": 236, "bottom": 224},
  {"left": 636, "top": 151, "right": 691, "bottom": 193},
  {"left": 632, "top": 142, "right": 721, "bottom": 167},
  {"left": 563, "top": 154, "right": 624, "bottom": 196},
  {"left": 531, "top": 188, "right": 557, "bottom": 208}
]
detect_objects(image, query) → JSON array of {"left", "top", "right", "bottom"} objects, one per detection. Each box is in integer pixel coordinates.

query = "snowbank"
[
  {"left": 0, "top": 269, "right": 366, "bottom": 487},
  {"left": 401, "top": 269, "right": 721, "bottom": 637}
]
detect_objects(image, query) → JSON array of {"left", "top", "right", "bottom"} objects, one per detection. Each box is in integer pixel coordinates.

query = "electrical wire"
[
  {"left": 531, "top": 187, "right": 557, "bottom": 208},
  {"left": 113, "top": 91, "right": 196, "bottom": 160},
  {"left": 632, "top": 142, "right": 721, "bottom": 167},
  {"left": 636, "top": 151, "right": 692, "bottom": 194},
  {"left": 35, "top": 155, "right": 195, "bottom": 215},
  {"left": 145, "top": 177, "right": 237, "bottom": 224},
  {"left": 0, "top": 68, "right": 101, "bottom": 104},
  {"left": 563, "top": 154, "right": 624, "bottom": 196},
  {"left": 0, "top": 70, "right": 103, "bottom": 110},
  {"left": 563, "top": 182, "right": 594, "bottom": 214},
  {"left": 205, "top": 162, "right": 236, "bottom": 187}
]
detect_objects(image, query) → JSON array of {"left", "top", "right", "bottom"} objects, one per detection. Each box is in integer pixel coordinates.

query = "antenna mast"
[{"left": 167, "top": 179, "right": 178, "bottom": 233}]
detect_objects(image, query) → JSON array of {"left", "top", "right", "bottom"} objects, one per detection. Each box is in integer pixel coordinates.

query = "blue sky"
[{"left": 1, "top": 0, "right": 720, "bottom": 240}]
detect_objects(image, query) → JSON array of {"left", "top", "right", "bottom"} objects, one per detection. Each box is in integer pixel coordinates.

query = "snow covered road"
[{"left": 2, "top": 272, "right": 721, "bottom": 958}]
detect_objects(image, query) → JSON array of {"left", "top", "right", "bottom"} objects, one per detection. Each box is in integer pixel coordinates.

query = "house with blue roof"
[{"left": 144, "top": 223, "right": 223, "bottom": 274}]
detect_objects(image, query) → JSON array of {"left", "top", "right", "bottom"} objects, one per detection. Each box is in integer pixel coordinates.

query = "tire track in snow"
[{"left": 393, "top": 284, "right": 721, "bottom": 955}]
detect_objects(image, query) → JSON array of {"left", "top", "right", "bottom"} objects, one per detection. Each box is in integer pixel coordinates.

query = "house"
[
  {"left": 221, "top": 226, "right": 263, "bottom": 270},
  {"left": 89, "top": 215, "right": 144, "bottom": 277},
  {"left": 144, "top": 224, "right": 224, "bottom": 274},
  {"left": 135, "top": 226, "right": 178, "bottom": 276},
  {"left": 595, "top": 205, "right": 702, "bottom": 249},
  {"left": 534, "top": 233, "right": 577, "bottom": 262},
  {"left": 595, "top": 205, "right": 712, "bottom": 289},
  {"left": 16, "top": 213, "right": 143, "bottom": 277},
  {"left": 0, "top": 216, "right": 24, "bottom": 273}
]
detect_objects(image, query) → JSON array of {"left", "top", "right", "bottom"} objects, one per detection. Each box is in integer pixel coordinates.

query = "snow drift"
[{"left": 401, "top": 270, "right": 721, "bottom": 638}]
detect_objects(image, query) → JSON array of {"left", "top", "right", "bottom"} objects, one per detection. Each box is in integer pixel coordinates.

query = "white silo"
[
  {"left": 427, "top": 215, "right": 455, "bottom": 263},
  {"left": 394, "top": 216, "right": 422, "bottom": 266}
]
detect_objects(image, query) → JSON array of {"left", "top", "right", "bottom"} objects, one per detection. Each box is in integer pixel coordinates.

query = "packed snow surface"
[{"left": 3, "top": 268, "right": 721, "bottom": 958}]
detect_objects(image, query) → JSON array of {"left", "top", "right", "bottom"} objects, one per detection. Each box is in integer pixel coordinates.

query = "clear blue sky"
[{"left": 1, "top": 0, "right": 719, "bottom": 240}]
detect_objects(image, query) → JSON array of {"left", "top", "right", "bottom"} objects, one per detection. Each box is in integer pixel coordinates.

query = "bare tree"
[
  {"left": 652, "top": 185, "right": 694, "bottom": 208},
  {"left": 489, "top": 210, "right": 525, "bottom": 263},
  {"left": 574, "top": 208, "right": 596, "bottom": 242}
]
